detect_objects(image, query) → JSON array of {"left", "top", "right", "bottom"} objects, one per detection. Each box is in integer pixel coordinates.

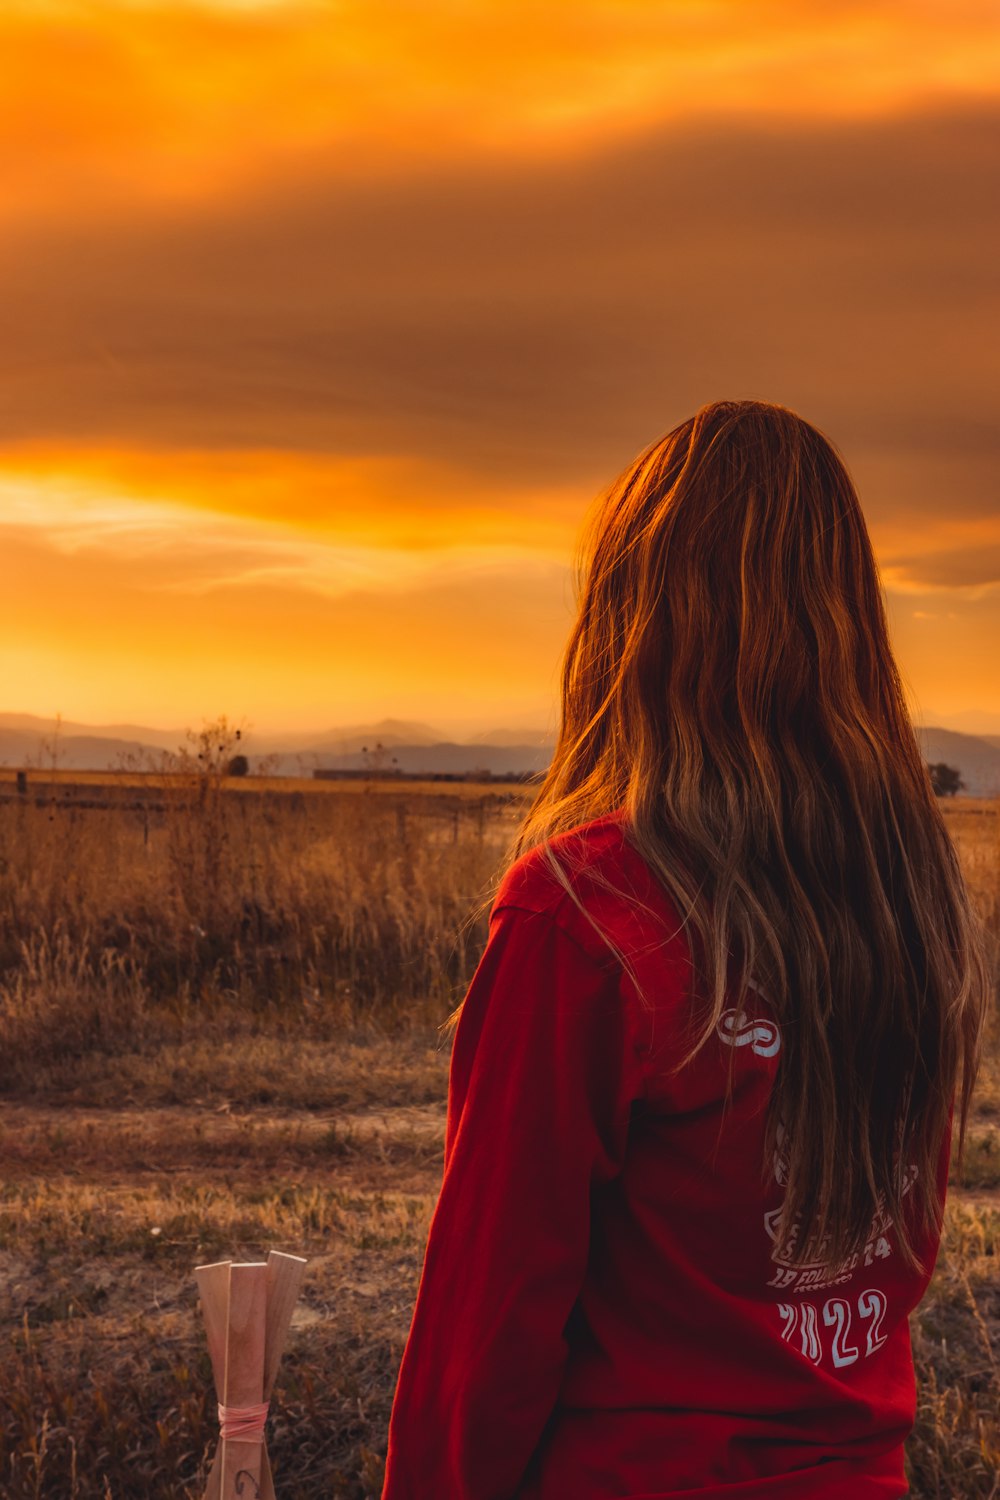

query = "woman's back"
[
  {"left": 504, "top": 811, "right": 948, "bottom": 1499},
  {"left": 381, "top": 808, "right": 948, "bottom": 1499}
]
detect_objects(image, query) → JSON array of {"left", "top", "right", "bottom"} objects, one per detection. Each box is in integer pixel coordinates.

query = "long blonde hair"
[{"left": 450, "top": 398, "right": 991, "bottom": 1275}]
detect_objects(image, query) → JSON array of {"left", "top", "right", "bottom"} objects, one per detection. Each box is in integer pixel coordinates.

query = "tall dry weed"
[{"left": 0, "top": 784, "right": 514, "bottom": 1079}]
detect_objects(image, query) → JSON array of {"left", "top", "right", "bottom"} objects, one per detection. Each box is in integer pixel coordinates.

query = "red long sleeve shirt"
[{"left": 381, "top": 810, "right": 948, "bottom": 1499}]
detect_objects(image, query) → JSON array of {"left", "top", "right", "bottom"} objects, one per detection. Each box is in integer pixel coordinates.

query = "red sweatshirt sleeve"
[{"left": 380, "top": 896, "right": 647, "bottom": 1500}]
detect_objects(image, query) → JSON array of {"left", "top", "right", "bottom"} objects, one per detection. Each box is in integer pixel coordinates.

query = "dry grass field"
[{"left": 0, "top": 774, "right": 997, "bottom": 1498}]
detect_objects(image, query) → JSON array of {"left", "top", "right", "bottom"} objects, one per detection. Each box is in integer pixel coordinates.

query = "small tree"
[
  {"left": 164, "top": 715, "right": 248, "bottom": 927},
  {"left": 175, "top": 716, "right": 246, "bottom": 781},
  {"left": 928, "top": 762, "right": 964, "bottom": 797},
  {"left": 225, "top": 753, "right": 250, "bottom": 777}
]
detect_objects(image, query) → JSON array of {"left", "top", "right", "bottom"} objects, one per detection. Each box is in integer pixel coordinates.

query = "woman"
[{"left": 379, "top": 399, "right": 989, "bottom": 1499}]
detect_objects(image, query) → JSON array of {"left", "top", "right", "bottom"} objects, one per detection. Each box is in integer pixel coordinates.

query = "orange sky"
[{"left": 3, "top": 0, "right": 1000, "bottom": 738}]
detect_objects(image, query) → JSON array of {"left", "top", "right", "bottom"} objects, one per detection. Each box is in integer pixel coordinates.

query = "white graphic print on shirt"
[
  {"left": 715, "top": 975, "right": 913, "bottom": 1367},
  {"left": 776, "top": 1288, "right": 889, "bottom": 1367},
  {"left": 767, "top": 1110, "right": 917, "bottom": 1365},
  {"left": 715, "top": 979, "right": 782, "bottom": 1058},
  {"left": 765, "top": 1144, "right": 918, "bottom": 1299}
]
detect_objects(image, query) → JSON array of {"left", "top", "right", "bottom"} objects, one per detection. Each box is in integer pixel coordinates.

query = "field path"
[{"left": 0, "top": 1098, "right": 448, "bottom": 1212}]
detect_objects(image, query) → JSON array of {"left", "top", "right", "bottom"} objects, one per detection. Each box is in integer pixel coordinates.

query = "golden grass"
[
  {"left": 0, "top": 785, "right": 516, "bottom": 1092},
  {"left": 0, "top": 784, "right": 996, "bottom": 1497},
  {"left": 909, "top": 1202, "right": 1000, "bottom": 1495},
  {"left": 0, "top": 766, "right": 531, "bottom": 799}
]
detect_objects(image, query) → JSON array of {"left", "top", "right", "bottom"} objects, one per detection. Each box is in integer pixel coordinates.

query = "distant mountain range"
[
  {"left": 0, "top": 712, "right": 555, "bottom": 779},
  {"left": 2, "top": 711, "right": 999, "bottom": 795}
]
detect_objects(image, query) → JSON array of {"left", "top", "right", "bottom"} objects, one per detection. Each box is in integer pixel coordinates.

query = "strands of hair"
[{"left": 450, "top": 397, "right": 991, "bottom": 1277}]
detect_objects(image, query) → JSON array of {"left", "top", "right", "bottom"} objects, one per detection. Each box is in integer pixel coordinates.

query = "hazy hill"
[
  {"left": 0, "top": 726, "right": 176, "bottom": 772},
  {"left": 0, "top": 712, "right": 446, "bottom": 769},
  {"left": 914, "top": 726, "right": 1000, "bottom": 798},
  {"left": 0, "top": 711, "right": 553, "bottom": 776},
  {"left": 2, "top": 710, "right": 998, "bottom": 792},
  {"left": 0, "top": 712, "right": 186, "bottom": 758},
  {"left": 469, "top": 726, "right": 555, "bottom": 747},
  {"left": 256, "top": 719, "right": 445, "bottom": 754}
]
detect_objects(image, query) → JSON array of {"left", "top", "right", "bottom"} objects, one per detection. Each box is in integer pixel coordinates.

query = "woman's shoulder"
[
  {"left": 492, "top": 809, "right": 629, "bottom": 905},
  {"left": 492, "top": 810, "right": 689, "bottom": 970}
]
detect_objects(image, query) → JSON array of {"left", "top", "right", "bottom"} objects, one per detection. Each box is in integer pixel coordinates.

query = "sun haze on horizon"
[{"left": 2, "top": 0, "right": 999, "bottom": 736}]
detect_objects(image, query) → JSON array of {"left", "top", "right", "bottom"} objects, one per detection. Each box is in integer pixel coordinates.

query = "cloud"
[
  {"left": 0, "top": 473, "right": 567, "bottom": 600},
  {"left": 2, "top": 0, "right": 996, "bottom": 226},
  {"left": 0, "top": 445, "right": 588, "bottom": 547},
  {"left": 1, "top": 102, "right": 997, "bottom": 560},
  {"left": 871, "top": 514, "right": 1000, "bottom": 596},
  {"left": 881, "top": 548, "right": 1000, "bottom": 596},
  {"left": 3, "top": 3, "right": 998, "bottom": 728},
  {"left": 1, "top": 512, "right": 572, "bottom": 733}
]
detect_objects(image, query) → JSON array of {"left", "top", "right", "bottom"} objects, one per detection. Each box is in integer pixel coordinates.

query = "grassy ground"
[
  {"left": 0, "top": 784, "right": 997, "bottom": 1497},
  {"left": 0, "top": 1025, "right": 450, "bottom": 1500}
]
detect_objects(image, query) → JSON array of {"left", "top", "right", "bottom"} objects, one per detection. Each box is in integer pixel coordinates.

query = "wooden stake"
[
  {"left": 195, "top": 1261, "right": 232, "bottom": 1500},
  {"left": 195, "top": 1253, "right": 307, "bottom": 1500},
  {"left": 222, "top": 1263, "right": 268, "bottom": 1500},
  {"left": 263, "top": 1252, "right": 308, "bottom": 1401}
]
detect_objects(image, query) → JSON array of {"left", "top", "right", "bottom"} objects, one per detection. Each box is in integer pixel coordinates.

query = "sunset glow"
[{"left": 3, "top": 0, "right": 999, "bottom": 737}]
